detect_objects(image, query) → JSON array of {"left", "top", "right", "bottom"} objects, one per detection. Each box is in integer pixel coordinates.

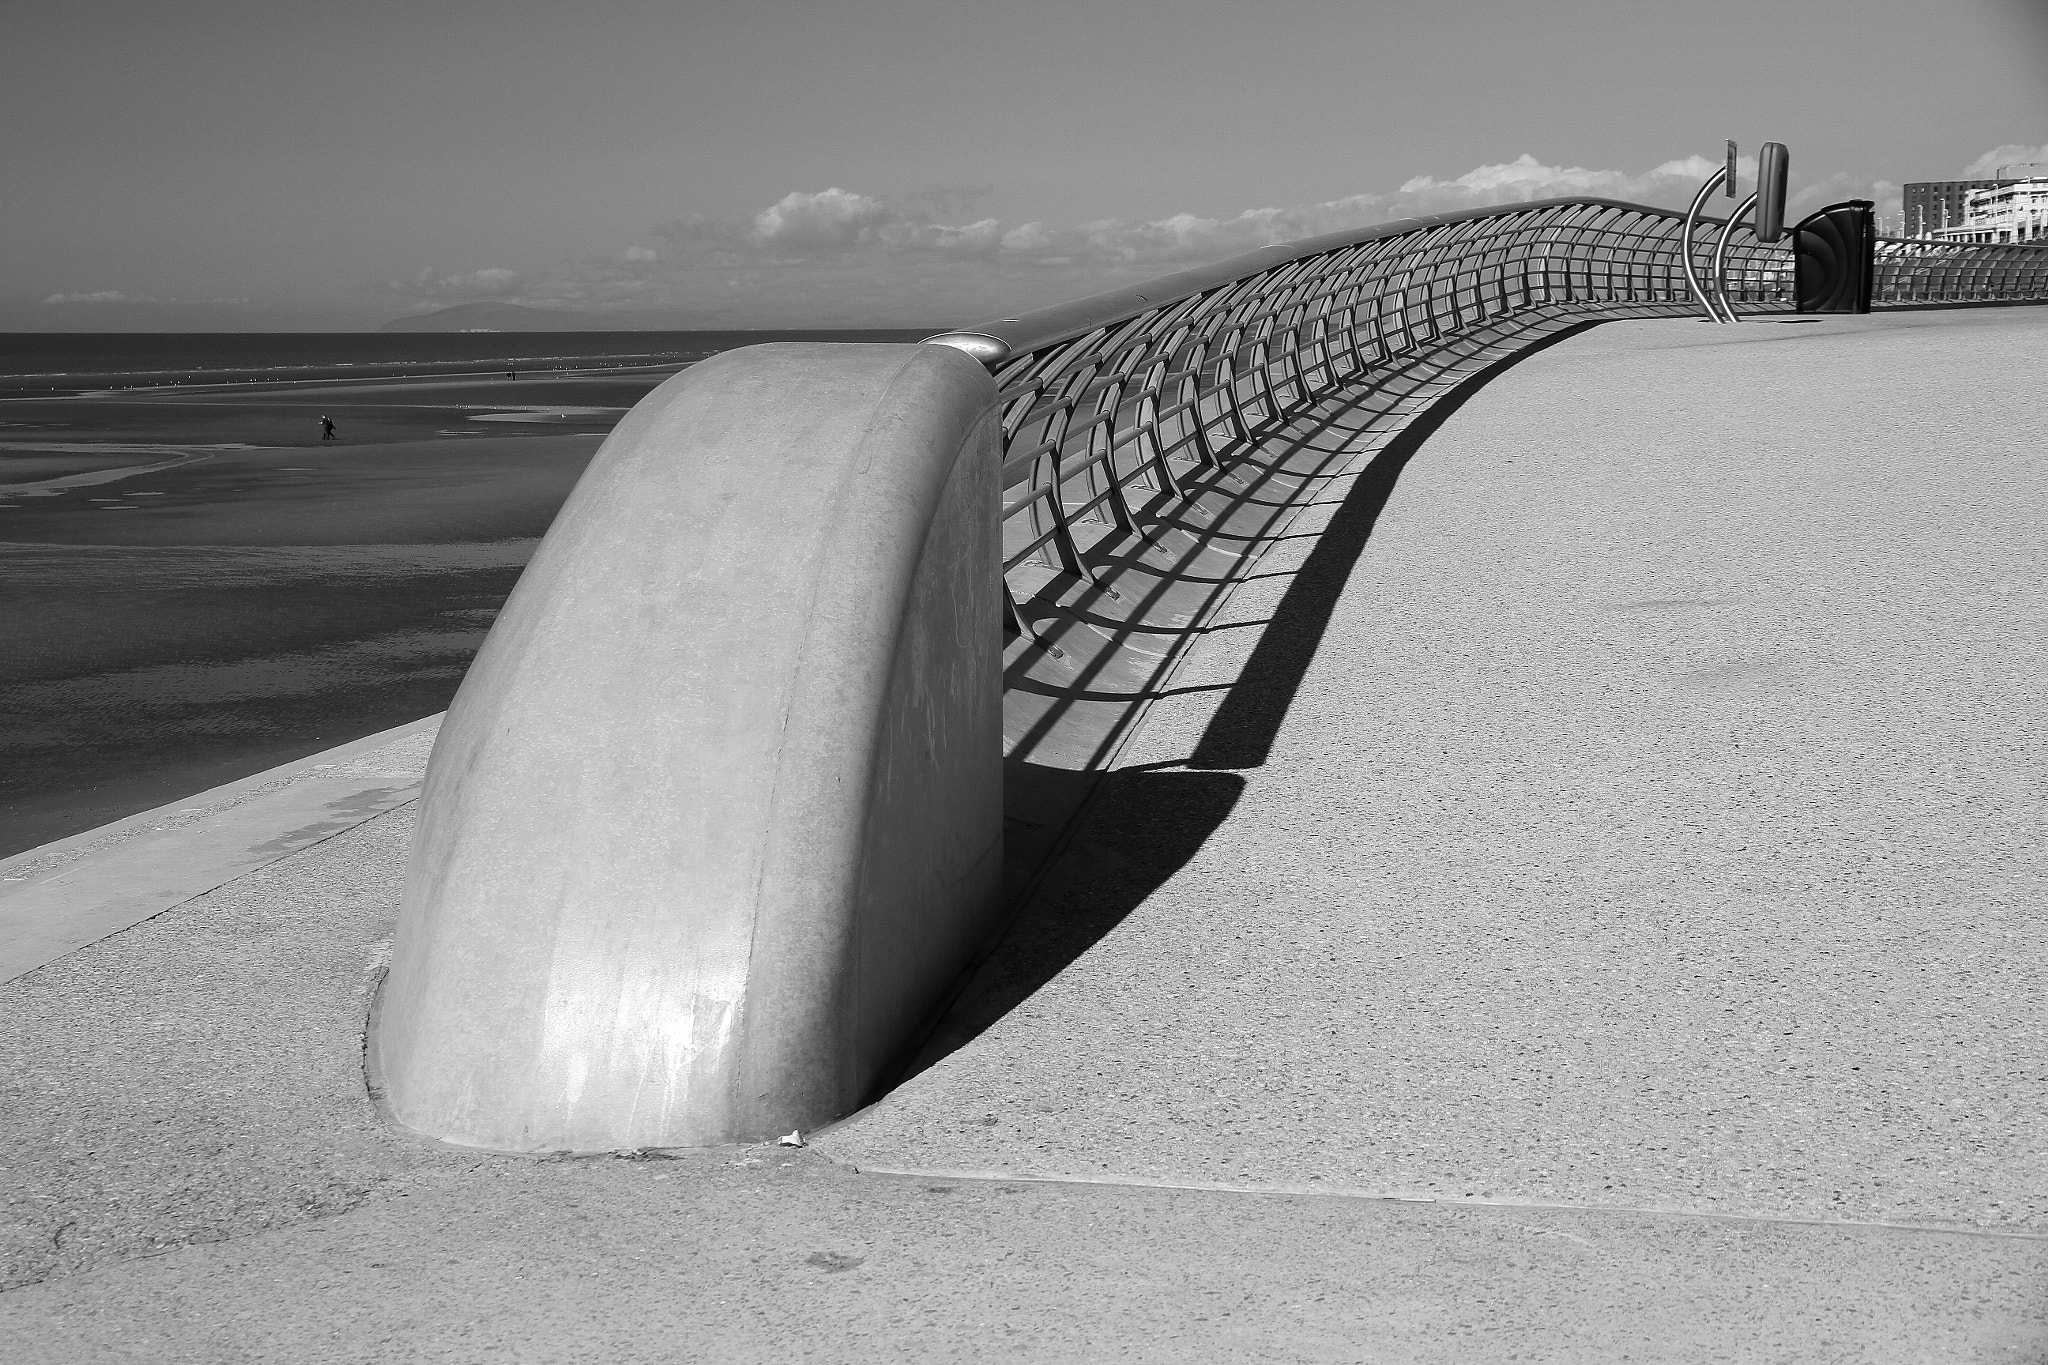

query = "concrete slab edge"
[
  {"left": 844, "top": 1164, "right": 2048, "bottom": 1242},
  {"left": 0, "top": 713, "right": 443, "bottom": 984}
]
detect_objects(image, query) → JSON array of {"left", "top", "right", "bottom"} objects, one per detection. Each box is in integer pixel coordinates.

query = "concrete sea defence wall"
[
  {"left": 374, "top": 343, "right": 1004, "bottom": 1152},
  {"left": 366, "top": 200, "right": 2048, "bottom": 1157}
]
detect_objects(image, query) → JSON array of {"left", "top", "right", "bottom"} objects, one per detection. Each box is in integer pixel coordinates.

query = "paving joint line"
[{"left": 843, "top": 1163, "right": 2048, "bottom": 1243}]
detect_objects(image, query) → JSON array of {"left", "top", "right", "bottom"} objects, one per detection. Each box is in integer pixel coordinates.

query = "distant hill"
[{"left": 379, "top": 302, "right": 698, "bottom": 333}]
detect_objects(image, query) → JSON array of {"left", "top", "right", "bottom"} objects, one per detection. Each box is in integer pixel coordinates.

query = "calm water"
[{"left": 0, "top": 329, "right": 925, "bottom": 857}]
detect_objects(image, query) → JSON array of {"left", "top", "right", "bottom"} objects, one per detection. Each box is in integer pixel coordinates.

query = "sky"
[{"left": 5, "top": 0, "right": 2044, "bottom": 331}]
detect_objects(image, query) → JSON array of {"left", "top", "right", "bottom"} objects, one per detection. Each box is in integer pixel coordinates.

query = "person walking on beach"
[
  {"left": 508, "top": 367, "right": 518, "bottom": 380},
  {"left": 320, "top": 415, "right": 337, "bottom": 441}
]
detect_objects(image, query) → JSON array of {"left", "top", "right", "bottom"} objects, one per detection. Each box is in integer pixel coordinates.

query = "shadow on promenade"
[
  {"left": 1186, "top": 318, "right": 1601, "bottom": 769},
  {"left": 883, "top": 319, "right": 1605, "bottom": 1091},
  {"left": 892, "top": 766, "right": 1247, "bottom": 1087}
]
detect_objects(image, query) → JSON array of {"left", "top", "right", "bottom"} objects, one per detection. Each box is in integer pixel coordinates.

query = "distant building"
[
  {"left": 1930, "top": 176, "right": 2048, "bottom": 245},
  {"left": 1903, "top": 180, "right": 2011, "bottom": 237},
  {"left": 1904, "top": 165, "right": 2048, "bottom": 240}
]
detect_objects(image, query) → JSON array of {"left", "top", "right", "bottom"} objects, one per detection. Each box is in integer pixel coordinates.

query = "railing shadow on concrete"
[
  {"left": 372, "top": 197, "right": 2048, "bottom": 1154},
  {"left": 956, "top": 200, "right": 1784, "bottom": 771},
  {"left": 890, "top": 319, "right": 1617, "bottom": 1091}
]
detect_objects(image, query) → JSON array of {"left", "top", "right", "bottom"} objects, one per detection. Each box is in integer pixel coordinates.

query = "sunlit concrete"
[
  {"left": 376, "top": 343, "right": 1005, "bottom": 1152},
  {"left": 4, "top": 308, "right": 2044, "bottom": 1360},
  {"left": 0, "top": 717, "right": 437, "bottom": 985},
  {"left": 826, "top": 309, "right": 2048, "bottom": 1244},
  {"left": 5, "top": 798, "right": 2040, "bottom": 1359}
]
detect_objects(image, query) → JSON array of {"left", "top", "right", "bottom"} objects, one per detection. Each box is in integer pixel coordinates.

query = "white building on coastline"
[{"left": 1928, "top": 168, "right": 2048, "bottom": 245}]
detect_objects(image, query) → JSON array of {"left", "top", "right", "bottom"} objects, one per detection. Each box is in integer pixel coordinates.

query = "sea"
[{"left": 0, "top": 329, "right": 927, "bottom": 858}]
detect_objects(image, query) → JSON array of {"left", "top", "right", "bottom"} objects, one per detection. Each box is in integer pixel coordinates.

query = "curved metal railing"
[
  {"left": 1872, "top": 237, "right": 2048, "bottom": 306},
  {"left": 926, "top": 197, "right": 1793, "bottom": 641}
]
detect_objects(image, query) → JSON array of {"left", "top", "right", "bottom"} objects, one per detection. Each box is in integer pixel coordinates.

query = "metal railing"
[
  {"left": 926, "top": 197, "right": 1793, "bottom": 640},
  {"left": 1872, "top": 236, "right": 2048, "bottom": 305}
]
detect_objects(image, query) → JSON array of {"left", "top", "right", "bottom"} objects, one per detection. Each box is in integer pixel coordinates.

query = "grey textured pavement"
[
  {"left": 826, "top": 310, "right": 2048, "bottom": 1240},
  {"left": 3, "top": 307, "right": 2045, "bottom": 1361},
  {"left": 18, "top": 802, "right": 2041, "bottom": 1362},
  {"left": 0, "top": 716, "right": 438, "bottom": 983}
]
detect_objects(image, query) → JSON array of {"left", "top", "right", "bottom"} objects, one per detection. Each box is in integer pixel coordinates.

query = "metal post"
[
  {"left": 1711, "top": 192, "right": 1759, "bottom": 322},
  {"left": 1681, "top": 165, "right": 1732, "bottom": 320}
]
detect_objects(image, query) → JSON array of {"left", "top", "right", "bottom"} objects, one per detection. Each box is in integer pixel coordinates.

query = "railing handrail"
[
  {"left": 928, "top": 196, "right": 1744, "bottom": 364},
  {"left": 380, "top": 190, "right": 2045, "bottom": 1153},
  {"left": 1875, "top": 235, "right": 2048, "bottom": 249}
]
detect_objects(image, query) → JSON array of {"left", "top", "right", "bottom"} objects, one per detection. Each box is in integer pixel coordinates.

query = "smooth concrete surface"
[
  {"left": 376, "top": 343, "right": 1005, "bottom": 1152},
  {"left": 5, "top": 307, "right": 2044, "bottom": 1361},
  {"left": 0, "top": 716, "right": 438, "bottom": 984},
  {"left": 822, "top": 309, "right": 2048, "bottom": 1248},
  {"left": 4, "top": 798, "right": 2040, "bottom": 1360}
]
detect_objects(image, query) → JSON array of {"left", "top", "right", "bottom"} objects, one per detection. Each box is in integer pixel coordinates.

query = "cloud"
[
  {"left": 398, "top": 266, "right": 525, "bottom": 298},
  {"left": 951, "top": 155, "right": 1724, "bottom": 274},
  {"left": 745, "top": 155, "right": 1756, "bottom": 275},
  {"left": 39, "top": 289, "right": 257, "bottom": 308},
  {"left": 1000, "top": 222, "right": 1056, "bottom": 252},
  {"left": 41, "top": 289, "right": 147, "bottom": 305},
  {"left": 1389, "top": 153, "right": 1724, "bottom": 216},
  {"left": 1963, "top": 143, "right": 2048, "bottom": 179},
  {"left": 750, "top": 188, "right": 895, "bottom": 249},
  {"left": 1788, "top": 172, "right": 1902, "bottom": 220},
  {"left": 378, "top": 152, "right": 1899, "bottom": 327},
  {"left": 742, "top": 187, "right": 1007, "bottom": 257}
]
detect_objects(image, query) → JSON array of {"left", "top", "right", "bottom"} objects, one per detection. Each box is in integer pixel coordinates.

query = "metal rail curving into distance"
[
  {"left": 1870, "top": 236, "right": 2048, "bottom": 304},
  {"left": 930, "top": 190, "right": 2046, "bottom": 770},
  {"left": 925, "top": 197, "right": 1790, "bottom": 654},
  {"left": 379, "top": 188, "right": 2048, "bottom": 1155}
]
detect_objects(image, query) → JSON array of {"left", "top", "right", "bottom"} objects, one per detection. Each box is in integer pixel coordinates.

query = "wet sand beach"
[{"left": 0, "top": 351, "right": 694, "bottom": 856}]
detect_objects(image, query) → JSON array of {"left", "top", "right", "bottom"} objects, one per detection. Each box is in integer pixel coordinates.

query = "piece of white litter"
[{"left": 777, "top": 1131, "right": 804, "bottom": 1148}]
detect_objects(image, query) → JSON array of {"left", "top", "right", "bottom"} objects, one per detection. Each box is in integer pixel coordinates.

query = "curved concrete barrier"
[{"left": 374, "top": 343, "right": 1003, "bottom": 1152}]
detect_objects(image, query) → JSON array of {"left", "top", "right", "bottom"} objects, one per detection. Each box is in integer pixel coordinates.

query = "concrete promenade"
[{"left": 3, "top": 308, "right": 2045, "bottom": 1360}]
